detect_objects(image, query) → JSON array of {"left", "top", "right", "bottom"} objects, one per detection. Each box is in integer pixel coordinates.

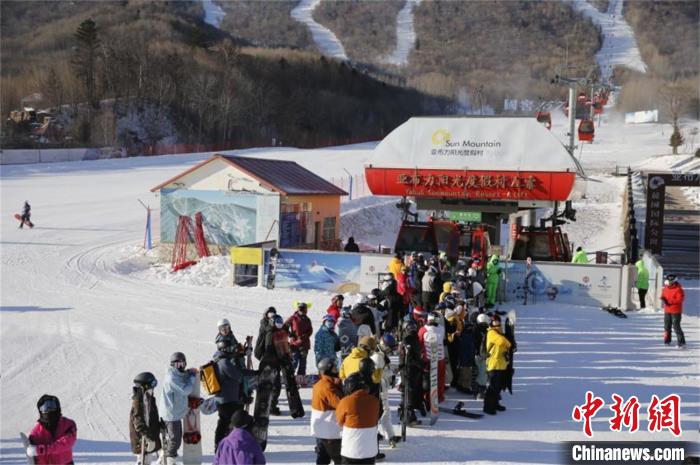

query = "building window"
[{"left": 322, "top": 217, "right": 336, "bottom": 243}]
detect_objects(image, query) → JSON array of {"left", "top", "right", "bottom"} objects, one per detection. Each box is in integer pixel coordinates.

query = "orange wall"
[{"left": 285, "top": 194, "right": 342, "bottom": 241}]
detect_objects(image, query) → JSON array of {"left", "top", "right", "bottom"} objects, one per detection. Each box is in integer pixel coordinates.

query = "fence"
[{"left": 328, "top": 173, "right": 372, "bottom": 201}]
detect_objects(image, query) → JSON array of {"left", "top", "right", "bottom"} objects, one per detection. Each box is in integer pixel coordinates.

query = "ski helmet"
[
  {"left": 231, "top": 409, "right": 254, "bottom": 429},
  {"left": 380, "top": 333, "right": 397, "bottom": 352},
  {"left": 359, "top": 357, "right": 376, "bottom": 381},
  {"left": 370, "top": 288, "right": 381, "bottom": 299},
  {"left": 170, "top": 352, "right": 186, "bottom": 365},
  {"left": 297, "top": 302, "right": 309, "bottom": 312},
  {"left": 37, "top": 394, "right": 61, "bottom": 414},
  {"left": 476, "top": 313, "right": 490, "bottom": 325},
  {"left": 402, "top": 318, "right": 418, "bottom": 334},
  {"left": 340, "top": 305, "right": 352, "bottom": 318},
  {"left": 358, "top": 335, "right": 376, "bottom": 352},
  {"left": 664, "top": 274, "right": 677, "bottom": 285},
  {"left": 273, "top": 314, "right": 284, "bottom": 328},
  {"left": 317, "top": 357, "right": 338, "bottom": 376},
  {"left": 427, "top": 312, "right": 440, "bottom": 326},
  {"left": 133, "top": 372, "right": 158, "bottom": 390},
  {"left": 343, "top": 372, "right": 367, "bottom": 395},
  {"left": 217, "top": 318, "right": 230, "bottom": 328}
]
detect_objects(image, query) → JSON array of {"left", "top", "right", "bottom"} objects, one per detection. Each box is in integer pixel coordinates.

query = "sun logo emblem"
[{"left": 432, "top": 129, "right": 451, "bottom": 146}]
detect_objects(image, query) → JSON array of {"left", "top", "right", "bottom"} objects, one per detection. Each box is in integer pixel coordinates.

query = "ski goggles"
[
  {"left": 172, "top": 360, "right": 187, "bottom": 371},
  {"left": 39, "top": 398, "right": 59, "bottom": 413}
]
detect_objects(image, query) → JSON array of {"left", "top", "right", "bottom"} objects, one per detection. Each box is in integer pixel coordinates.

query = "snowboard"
[
  {"left": 182, "top": 375, "right": 202, "bottom": 465},
  {"left": 19, "top": 432, "right": 35, "bottom": 465},
  {"left": 252, "top": 365, "right": 279, "bottom": 451},
  {"left": 602, "top": 305, "right": 628, "bottom": 318},
  {"left": 438, "top": 401, "right": 484, "bottom": 419},
  {"left": 280, "top": 361, "right": 305, "bottom": 418},
  {"left": 428, "top": 337, "right": 439, "bottom": 426},
  {"left": 400, "top": 343, "right": 409, "bottom": 442},
  {"left": 14, "top": 214, "right": 34, "bottom": 228},
  {"left": 504, "top": 310, "right": 517, "bottom": 394},
  {"left": 266, "top": 249, "right": 279, "bottom": 289}
]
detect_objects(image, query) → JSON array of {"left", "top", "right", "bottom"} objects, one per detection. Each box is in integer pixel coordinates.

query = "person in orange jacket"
[
  {"left": 310, "top": 358, "right": 343, "bottom": 464},
  {"left": 336, "top": 373, "right": 380, "bottom": 464},
  {"left": 660, "top": 274, "right": 686, "bottom": 348}
]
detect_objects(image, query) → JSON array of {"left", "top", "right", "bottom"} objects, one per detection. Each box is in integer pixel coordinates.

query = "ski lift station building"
[{"left": 151, "top": 155, "right": 347, "bottom": 252}]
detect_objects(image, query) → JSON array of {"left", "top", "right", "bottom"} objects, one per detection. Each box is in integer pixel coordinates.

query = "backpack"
[{"left": 199, "top": 361, "right": 221, "bottom": 395}]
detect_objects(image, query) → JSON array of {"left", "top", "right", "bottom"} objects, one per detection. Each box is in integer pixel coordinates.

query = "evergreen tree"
[{"left": 72, "top": 19, "right": 100, "bottom": 108}]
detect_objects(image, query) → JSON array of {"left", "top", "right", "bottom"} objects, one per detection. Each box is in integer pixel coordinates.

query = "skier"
[
  {"left": 633, "top": 259, "right": 649, "bottom": 309},
  {"left": 485, "top": 255, "right": 501, "bottom": 308},
  {"left": 214, "top": 410, "right": 266, "bottom": 465},
  {"left": 337, "top": 306, "right": 358, "bottom": 361},
  {"left": 371, "top": 334, "right": 399, "bottom": 447},
  {"left": 344, "top": 237, "right": 360, "bottom": 253},
  {"left": 213, "top": 339, "right": 245, "bottom": 450},
  {"left": 336, "top": 373, "right": 380, "bottom": 464},
  {"left": 26, "top": 395, "right": 77, "bottom": 465},
  {"left": 19, "top": 201, "right": 31, "bottom": 228},
  {"left": 399, "top": 319, "right": 425, "bottom": 426},
  {"left": 315, "top": 314, "right": 341, "bottom": 366},
  {"left": 285, "top": 302, "right": 313, "bottom": 376},
  {"left": 158, "top": 352, "right": 197, "bottom": 465},
  {"left": 310, "top": 358, "right": 344, "bottom": 465},
  {"left": 388, "top": 252, "right": 404, "bottom": 280},
  {"left": 256, "top": 314, "right": 291, "bottom": 415},
  {"left": 661, "top": 274, "right": 686, "bottom": 348},
  {"left": 483, "top": 315, "right": 512, "bottom": 415},
  {"left": 130, "top": 372, "right": 162, "bottom": 465},
  {"left": 327, "top": 295, "right": 344, "bottom": 326},
  {"left": 571, "top": 246, "right": 588, "bottom": 264}
]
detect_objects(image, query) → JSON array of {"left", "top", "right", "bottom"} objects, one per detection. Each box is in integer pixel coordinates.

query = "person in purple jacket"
[{"left": 213, "top": 410, "right": 266, "bottom": 465}]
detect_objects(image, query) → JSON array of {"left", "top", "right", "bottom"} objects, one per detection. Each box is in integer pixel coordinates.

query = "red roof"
[{"left": 151, "top": 154, "right": 347, "bottom": 196}]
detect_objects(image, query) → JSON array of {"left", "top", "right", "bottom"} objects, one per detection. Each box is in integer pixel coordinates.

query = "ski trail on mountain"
[
  {"left": 571, "top": 0, "right": 647, "bottom": 81},
  {"left": 201, "top": 0, "right": 225, "bottom": 28},
  {"left": 291, "top": 0, "right": 348, "bottom": 61},
  {"left": 383, "top": 0, "right": 422, "bottom": 66}
]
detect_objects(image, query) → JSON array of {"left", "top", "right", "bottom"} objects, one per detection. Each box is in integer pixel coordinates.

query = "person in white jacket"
[
  {"left": 370, "top": 334, "right": 399, "bottom": 447},
  {"left": 158, "top": 352, "right": 197, "bottom": 465}
]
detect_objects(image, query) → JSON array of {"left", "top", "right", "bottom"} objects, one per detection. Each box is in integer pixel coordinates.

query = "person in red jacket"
[
  {"left": 326, "top": 295, "right": 344, "bottom": 326},
  {"left": 661, "top": 274, "right": 686, "bottom": 348},
  {"left": 27, "top": 395, "right": 77, "bottom": 465},
  {"left": 285, "top": 302, "right": 314, "bottom": 375}
]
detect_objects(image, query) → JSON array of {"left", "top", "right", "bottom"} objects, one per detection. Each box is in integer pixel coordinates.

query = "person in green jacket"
[
  {"left": 634, "top": 259, "right": 649, "bottom": 309},
  {"left": 486, "top": 255, "right": 501, "bottom": 307},
  {"left": 571, "top": 247, "right": 588, "bottom": 264}
]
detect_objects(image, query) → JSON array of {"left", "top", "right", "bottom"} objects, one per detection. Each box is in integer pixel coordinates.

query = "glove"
[
  {"left": 661, "top": 298, "right": 669, "bottom": 305},
  {"left": 26, "top": 445, "right": 41, "bottom": 457}
]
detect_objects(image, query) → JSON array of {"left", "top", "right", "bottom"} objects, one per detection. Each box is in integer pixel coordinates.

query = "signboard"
[
  {"left": 644, "top": 173, "right": 700, "bottom": 254},
  {"left": 268, "top": 249, "right": 361, "bottom": 293},
  {"left": 359, "top": 255, "right": 392, "bottom": 292},
  {"left": 365, "top": 167, "right": 576, "bottom": 201},
  {"left": 231, "top": 247, "right": 262, "bottom": 265},
  {"left": 505, "top": 261, "right": 622, "bottom": 307},
  {"left": 447, "top": 211, "right": 482, "bottom": 222}
]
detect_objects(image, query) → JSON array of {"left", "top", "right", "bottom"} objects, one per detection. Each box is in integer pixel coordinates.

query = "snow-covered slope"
[
  {"left": 382, "top": 0, "right": 422, "bottom": 66},
  {"left": 571, "top": 0, "right": 647, "bottom": 81},
  {"left": 291, "top": 0, "right": 348, "bottom": 61},
  {"left": 201, "top": 0, "right": 225, "bottom": 28}
]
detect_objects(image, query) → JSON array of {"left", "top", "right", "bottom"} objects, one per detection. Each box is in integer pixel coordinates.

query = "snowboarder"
[
  {"left": 571, "top": 246, "right": 588, "bottom": 264},
  {"left": 473, "top": 313, "right": 490, "bottom": 399},
  {"left": 314, "top": 314, "right": 340, "bottom": 366},
  {"left": 255, "top": 307, "right": 277, "bottom": 361},
  {"left": 344, "top": 237, "right": 360, "bottom": 252},
  {"left": 19, "top": 201, "right": 32, "bottom": 229},
  {"left": 213, "top": 339, "right": 245, "bottom": 450},
  {"left": 379, "top": 276, "right": 402, "bottom": 336},
  {"left": 485, "top": 256, "right": 501, "bottom": 308},
  {"left": 326, "top": 295, "right": 344, "bottom": 326},
  {"left": 371, "top": 334, "right": 399, "bottom": 447},
  {"left": 129, "top": 372, "right": 162, "bottom": 465},
  {"left": 337, "top": 306, "right": 358, "bottom": 361},
  {"left": 366, "top": 289, "right": 386, "bottom": 336},
  {"left": 285, "top": 302, "right": 313, "bottom": 376},
  {"left": 310, "top": 358, "right": 344, "bottom": 465},
  {"left": 158, "top": 352, "right": 197, "bottom": 465},
  {"left": 661, "top": 274, "right": 686, "bottom": 348},
  {"left": 213, "top": 410, "right": 266, "bottom": 465},
  {"left": 399, "top": 319, "right": 425, "bottom": 426},
  {"left": 256, "top": 314, "right": 291, "bottom": 416},
  {"left": 26, "top": 395, "right": 77, "bottom": 465},
  {"left": 483, "top": 315, "right": 512, "bottom": 415},
  {"left": 633, "top": 259, "right": 649, "bottom": 309},
  {"left": 336, "top": 373, "right": 380, "bottom": 464},
  {"left": 419, "top": 312, "right": 446, "bottom": 403}
]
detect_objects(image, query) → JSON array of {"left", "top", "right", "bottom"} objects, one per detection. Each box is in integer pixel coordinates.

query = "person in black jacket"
[
  {"left": 213, "top": 340, "right": 245, "bottom": 451},
  {"left": 344, "top": 237, "right": 360, "bottom": 252},
  {"left": 255, "top": 313, "right": 290, "bottom": 416},
  {"left": 380, "top": 277, "right": 403, "bottom": 336},
  {"left": 399, "top": 319, "right": 425, "bottom": 426}
]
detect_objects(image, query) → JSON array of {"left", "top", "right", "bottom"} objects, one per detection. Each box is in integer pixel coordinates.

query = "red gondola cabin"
[{"left": 578, "top": 119, "right": 595, "bottom": 142}]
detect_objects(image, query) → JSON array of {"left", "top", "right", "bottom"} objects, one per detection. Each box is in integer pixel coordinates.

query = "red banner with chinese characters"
[{"left": 364, "top": 167, "right": 576, "bottom": 201}]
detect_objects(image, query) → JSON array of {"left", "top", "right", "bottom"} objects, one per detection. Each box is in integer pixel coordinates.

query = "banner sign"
[
  {"left": 447, "top": 211, "right": 482, "bottom": 222},
  {"left": 267, "top": 249, "right": 361, "bottom": 293},
  {"left": 231, "top": 247, "right": 262, "bottom": 265},
  {"left": 644, "top": 173, "right": 700, "bottom": 253},
  {"left": 359, "top": 255, "right": 393, "bottom": 292},
  {"left": 505, "top": 261, "right": 622, "bottom": 307},
  {"left": 365, "top": 167, "right": 576, "bottom": 201}
]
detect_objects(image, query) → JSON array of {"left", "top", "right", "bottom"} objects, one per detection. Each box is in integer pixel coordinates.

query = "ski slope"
[
  {"left": 383, "top": 0, "right": 422, "bottom": 66},
  {"left": 291, "top": 0, "right": 348, "bottom": 61},
  {"left": 201, "top": 0, "right": 225, "bottom": 28},
  {"left": 571, "top": 0, "right": 647, "bottom": 81},
  {"left": 1, "top": 113, "right": 699, "bottom": 464}
]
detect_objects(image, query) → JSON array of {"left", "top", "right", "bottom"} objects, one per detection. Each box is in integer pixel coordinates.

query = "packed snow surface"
[
  {"left": 2, "top": 111, "right": 699, "bottom": 463},
  {"left": 201, "top": 0, "right": 225, "bottom": 28},
  {"left": 571, "top": 0, "right": 647, "bottom": 81},
  {"left": 383, "top": 0, "right": 422, "bottom": 66},
  {"left": 291, "top": 0, "right": 348, "bottom": 61}
]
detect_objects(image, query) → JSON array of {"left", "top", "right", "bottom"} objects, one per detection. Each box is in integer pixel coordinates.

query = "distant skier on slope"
[
  {"left": 18, "top": 201, "right": 33, "bottom": 228},
  {"left": 26, "top": 395, "right": 77, "bottom": 465}
]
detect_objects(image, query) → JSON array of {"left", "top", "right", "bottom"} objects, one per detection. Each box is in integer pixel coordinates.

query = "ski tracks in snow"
[
  {"left": 571, "top": 0, "right": 647, "bottom": 81},
  {"left": 383, "top": 0, "right": 422, "bottom": 66},
  {"left": 291, "top": 0, "right": 348, "bottom": 61}
]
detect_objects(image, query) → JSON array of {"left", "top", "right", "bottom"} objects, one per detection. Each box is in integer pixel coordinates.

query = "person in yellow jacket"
[
  {"left": 571, "top": 246, "right": 588, "bottom": 264},
  {"left": 483, "top": 314, "right": 512, "bottom": 415},
  {"left": 339, "top": 336, "right": 382, "bottom": 384},
  {"left": 439, "top": 281, "right": 453, "bottom": 303},
  {"left": 388, "top": 252, "right": 405, "bottom": 280}
]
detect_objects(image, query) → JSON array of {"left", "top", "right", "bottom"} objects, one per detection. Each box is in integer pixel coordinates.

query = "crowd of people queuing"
[{"left": 26, "top": 251, "right": 686, "bottom": 465}]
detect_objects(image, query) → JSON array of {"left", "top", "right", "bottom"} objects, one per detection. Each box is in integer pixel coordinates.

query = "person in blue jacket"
[
  {"left": 158, "top": 352, "right": 197, "bottom": 465},
  {"left": 213, "top": 339, "right": 244, "bottom": 451},
  {"left": 315, "top": 314, "right": 340, "bottom": 366}
]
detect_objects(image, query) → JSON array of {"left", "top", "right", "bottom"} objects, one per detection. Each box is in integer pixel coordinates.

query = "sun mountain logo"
[{"left": 430, "top": 129, "right": 502, "bottom": 150}]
